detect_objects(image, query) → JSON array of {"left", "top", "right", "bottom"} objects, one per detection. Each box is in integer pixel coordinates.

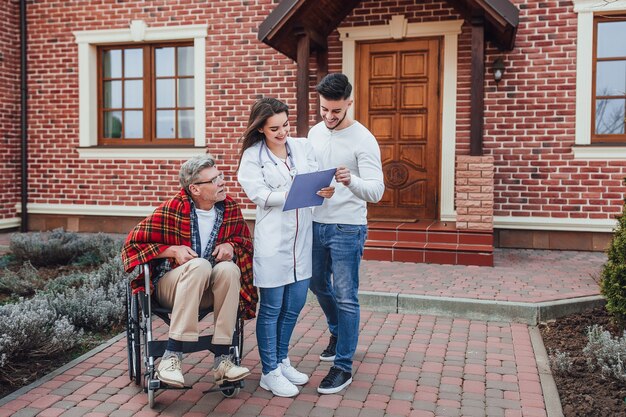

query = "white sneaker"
[
  {"left": 260, "top": 367, "right": 299, "bottom": 397},
  {"left": 157, "top": 354, "right": 185, "bottom": 388},
  {"left": 279, "top": 358, "right": 309, "bottom": 385}
]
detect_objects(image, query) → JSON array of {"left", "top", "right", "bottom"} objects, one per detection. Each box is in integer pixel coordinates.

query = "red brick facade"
[
  {"left": 1, "top": 0, "right": 624, "bottom": 248},
  {"left": 0, "top": 0, "right": 20, "bottom": 227}
]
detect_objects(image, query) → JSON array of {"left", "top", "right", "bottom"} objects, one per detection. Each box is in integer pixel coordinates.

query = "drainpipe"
[{"left": 19, "top": 0, "right": 28, "bottom": 232}]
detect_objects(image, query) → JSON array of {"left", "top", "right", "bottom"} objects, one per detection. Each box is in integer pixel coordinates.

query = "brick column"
[{"left": 456, "top": 156, "right": 494, "bottom": 231}]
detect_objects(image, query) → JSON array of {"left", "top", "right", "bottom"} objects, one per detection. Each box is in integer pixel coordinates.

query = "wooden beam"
[
  {"left": 470, "top": 17, "right": 485, "bottom": 156},
  {"left": 296, "top": 31, "right": 310, "bottom": 137},
  {"left": 315, "top": 43, "right": 328, "bottom": 124}
]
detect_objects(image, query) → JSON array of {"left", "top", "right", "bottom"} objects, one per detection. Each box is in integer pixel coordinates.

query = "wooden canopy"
[
  {"left": 258, "top": 0, "right": 519, "bottom": 154},
  {"left": 258, "top": 0, "right": 519, "bottom": 61}
]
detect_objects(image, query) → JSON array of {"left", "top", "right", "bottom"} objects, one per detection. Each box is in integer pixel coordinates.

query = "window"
[
  {"left": 592, "top": 16, "right": 626, "bottom": 143},
  {"left": 98, "top": 43, "right": 194, "bottom": 146}
]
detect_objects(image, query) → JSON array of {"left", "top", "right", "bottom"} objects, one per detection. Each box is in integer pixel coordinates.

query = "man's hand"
[
  {"left": 335, "top": 166, "right": 351, "bottom": 186},
  {"left": 159, "top": 245, "right": 198, "bottom": 265},
  {"left": 212, "top": 242, "right": 234, "bottom": 263},
  {"left": 316, "top": 186, "right": 335, "bottom": 199}
]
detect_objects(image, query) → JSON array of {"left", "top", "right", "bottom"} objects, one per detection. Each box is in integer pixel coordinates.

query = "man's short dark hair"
[{"left": 315, "top": 73, "right": 352, "bottom": 100}]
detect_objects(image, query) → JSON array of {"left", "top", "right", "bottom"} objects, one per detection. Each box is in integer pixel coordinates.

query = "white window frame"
[
  {"left": 73, "top": 21, "right": 207, "bottom": 160},
  {"left": 573, "top": 0, "right": 626, "bottom": 160},
  {"left": 338, "top": 16, "right": 463, "bottom": 221}
]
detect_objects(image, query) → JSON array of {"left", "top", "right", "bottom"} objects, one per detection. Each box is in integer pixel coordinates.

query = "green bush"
[
  {"left": 0, "top": 261, "right": 45, "bottom": 296},
  {"left": 9, "top": 228, "right": 122, "bottom": 267},
  {"left": 584, "top": 324, "right": 626, "bottom": 382},
  {"left": 600, "top": 191, "right": 626, "bottom": 325}
]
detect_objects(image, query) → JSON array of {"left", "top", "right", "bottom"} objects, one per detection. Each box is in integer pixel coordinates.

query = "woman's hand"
[{"left": 317, "top": 186, "right": 335, "bottom": 199}]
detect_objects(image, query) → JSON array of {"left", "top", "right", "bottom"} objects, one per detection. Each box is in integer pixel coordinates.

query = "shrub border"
[{"left": 0, "top": 332, "right": 126, "bottom": 406}]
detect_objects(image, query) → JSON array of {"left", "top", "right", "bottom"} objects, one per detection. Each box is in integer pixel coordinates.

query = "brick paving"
[
  {"left": 360, "top": 249, "right": 605, "bottom": 303},
  {"left": 0, "top": 236, "right": 608, "bottom": 416},
  {"left": 0, "top": 306, "right": 546, "bottom": 417}
]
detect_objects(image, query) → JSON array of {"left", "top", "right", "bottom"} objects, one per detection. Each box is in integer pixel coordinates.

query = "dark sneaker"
[
  {"left": 317, "top": 366, "right": 352, "bottom": 394},
  {"left": 319, "top": 335, "right": 337, "bottom": 362}
]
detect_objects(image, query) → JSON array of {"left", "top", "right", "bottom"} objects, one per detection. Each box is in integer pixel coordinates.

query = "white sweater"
[{"left": 308, "top": 121, "right": 384, "bottom": 225}]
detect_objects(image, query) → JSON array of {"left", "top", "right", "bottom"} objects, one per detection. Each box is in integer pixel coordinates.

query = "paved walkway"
[{"left": 0, "top": 246, "right": 608, "bottom": 417}]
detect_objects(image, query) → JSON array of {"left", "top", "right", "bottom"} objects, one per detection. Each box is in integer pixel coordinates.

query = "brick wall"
[
  {"left": 330, "top": 0, "right": 626, "bottom": 223},
  {"left": 0, "top": 0, "right": 20, "bottom": 225},
  {"left": 484, "top": 0, "right": 625, "bottom": 221},
  {"left": 456, "top": 156, "right": 494, "bottom": 230},
  {"left": 13, "top": 0, "right": 626, "bottom": 231},
  {"left": 24, "top": 0, "right": 298, "bottom": 216}
]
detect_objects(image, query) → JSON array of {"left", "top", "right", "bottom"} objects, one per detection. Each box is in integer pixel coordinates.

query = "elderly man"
[{"left": 122, "top": 154, "right": 258, "bottom": 388}]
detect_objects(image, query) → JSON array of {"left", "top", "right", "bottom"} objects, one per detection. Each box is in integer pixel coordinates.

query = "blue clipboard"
[{"left": 283, "top": 168, "right": 336, "bottom": 211}]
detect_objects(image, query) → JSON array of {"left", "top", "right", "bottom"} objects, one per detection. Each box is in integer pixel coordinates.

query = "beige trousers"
[{"left": 155, "top": 257, "right": 241, "bottom": 345}]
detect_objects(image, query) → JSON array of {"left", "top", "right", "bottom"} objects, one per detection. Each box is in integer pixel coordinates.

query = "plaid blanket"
[{"left": 121, "top": 190, "right": 258, "bottom": 320}]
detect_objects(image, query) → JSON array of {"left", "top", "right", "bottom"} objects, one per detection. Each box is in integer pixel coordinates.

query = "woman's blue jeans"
[
  {"left": 256, "top": 279, "right": 310, "bottom": 375},
  {"left": 309, "top": 222, "right": 367, "bottom": 373}
]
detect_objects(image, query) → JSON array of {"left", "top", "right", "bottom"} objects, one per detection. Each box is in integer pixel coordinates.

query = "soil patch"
[{"left": 540, "top": 307, "right": 626, "bottom": 417}]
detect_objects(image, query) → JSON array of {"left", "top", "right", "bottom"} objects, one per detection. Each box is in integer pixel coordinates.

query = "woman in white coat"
[{"left": 237, "top": 98, "right": 334, "bottom": 397}]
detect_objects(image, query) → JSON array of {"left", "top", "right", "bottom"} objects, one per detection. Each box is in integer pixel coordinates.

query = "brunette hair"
[
  {"left": 238, "top": 97, "right": 289, "bottom": 164},
  {"left": 315, "top": 73, "right": 352, "bottom": 100}
]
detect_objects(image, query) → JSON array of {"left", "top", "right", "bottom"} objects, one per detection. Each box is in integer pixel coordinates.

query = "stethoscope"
[{"left": 258, "top": 139, "right": 298, "bottom": 178}]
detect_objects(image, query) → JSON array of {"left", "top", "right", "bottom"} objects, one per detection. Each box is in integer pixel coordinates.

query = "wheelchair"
[{"left": 126, "top": 264, "right": 245, "bottom": 408}]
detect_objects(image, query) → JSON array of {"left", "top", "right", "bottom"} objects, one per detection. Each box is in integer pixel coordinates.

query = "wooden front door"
[{"left": 356, "top": 38, "right": 441, "bottom": 221}]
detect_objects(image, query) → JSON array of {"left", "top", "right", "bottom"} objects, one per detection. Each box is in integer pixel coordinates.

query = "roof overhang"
[{"left": 258, "top": 0, "right": 519, "bottom": 61}]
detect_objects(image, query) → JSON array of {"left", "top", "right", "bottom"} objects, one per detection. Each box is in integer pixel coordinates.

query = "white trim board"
[
  {"left": 338, "top": 17, "right": 463, "bottom": 222},
  {"left": 15, "top": 204, "right": 257, "bottom": 222},
  {"left": 16, "top": 203, "right": 156, "bottom": 217},
  {"left": 76, "top": 147, "right": 207, "bottom": 160},
  {"left": 494, "top": 216, "right": 617, "bottom": 233},
  {"left": 0, "top": 218, "right": 20, "bottom": 230}
]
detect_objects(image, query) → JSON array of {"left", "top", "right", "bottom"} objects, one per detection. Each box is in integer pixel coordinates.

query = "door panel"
[{"left": 357, "top": 38, "right": 441, "bottom": 221}]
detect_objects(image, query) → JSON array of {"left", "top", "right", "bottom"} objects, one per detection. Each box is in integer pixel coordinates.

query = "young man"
[
  {"left": 308, "top": 73, "right": 385, "bottom": 394},
  {"left": 122, "top": 154, "right": 258, "bottom": 388}
]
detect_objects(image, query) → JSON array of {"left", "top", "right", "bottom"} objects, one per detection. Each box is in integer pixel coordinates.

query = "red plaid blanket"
[{"left": 121, "top": 190, "right": 258, "bottom": 320}]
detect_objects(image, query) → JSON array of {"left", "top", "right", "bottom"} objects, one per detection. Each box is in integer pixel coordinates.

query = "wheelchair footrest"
[{"left": 203, "top": 379, "right": 245, "bottom": 394}]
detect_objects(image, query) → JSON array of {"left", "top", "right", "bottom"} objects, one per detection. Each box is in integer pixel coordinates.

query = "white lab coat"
[{"left": 237, "top": 137, "right": 318, "bottom": 288}]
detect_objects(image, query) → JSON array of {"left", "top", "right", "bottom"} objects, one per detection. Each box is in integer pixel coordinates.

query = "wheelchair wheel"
[
  {"left": 220, "top": 382, "right": 240, "bottom": 398},
  {"left": 126, "top": 287, "right": 141, "bottom": 386}
]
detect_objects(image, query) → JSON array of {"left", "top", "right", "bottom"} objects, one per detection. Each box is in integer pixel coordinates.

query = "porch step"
[{"left": 364, "top": 221, "right": 494, "bottom": 266}]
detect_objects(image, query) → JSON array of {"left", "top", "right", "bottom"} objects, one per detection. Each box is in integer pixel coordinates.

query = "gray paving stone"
[
  {"left": 10, "top": 409, "right": 38, "bottom": 417},
  {"left": 93, "top": 402, "right": 120, "bottom": 413},
  {"left": 59, "top": 408, "right": 90, "bottom": 417},
  {"left": 390, "top": 391, "right": 414, "bottom": 401},
  {"left": 358, "top": 408, "right": 385, "bottom": 417},
  {"left": 53, "top": 401, "right": 78, "bottom": 409},
  {"left": 461, "top": 405, "right": 487, "bottom": 417},
  {"left": 485, "top": 405, "right": 505, "bottom": 416},
  {"left": 102, "top": 369, "right": 125, "bottom": 377},
  {"left": 486, "top": 380, "right": 518, "bottom": 391},
  {"left": 84, "top": 368, "right": 107, "bottom": 377},
  {"left": 486, "top": 398, "right": 521, "bottom": 409},
  {"left": 87, "top": 393, "right": 112, "bottom": 401},
  {"left": 485, "top": 388, "right": 503, "bottom": 399},
  {"left": 335, "top": 406, "right": 360, "bottom": 417},
  {"left": 344, "top": 386, "right": 369, "bottom": 402},
  {"left": 237, "top": 404, "right": 265, "bottom": 415},
  {"left": 286, "top": 401, "right": 314, "bottom": 416},
  {"left": 309, "top": 406, "right": 332, "bottom": 417},
  {"left": 434, "top": 405, "right": 462, "bottom": 416},
  {"left": 412, "top": 400, "right": 437, "bottom": 412}
]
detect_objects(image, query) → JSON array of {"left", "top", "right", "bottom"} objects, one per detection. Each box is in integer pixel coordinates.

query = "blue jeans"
[
  {"left": 309, "top": 222, "right": 367, "bottom": 373},
  {"left": 256, "top": 279, "right": 310, "bottom": 375}
]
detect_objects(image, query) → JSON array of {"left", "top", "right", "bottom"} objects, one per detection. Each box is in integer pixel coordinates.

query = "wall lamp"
[{"left": 492, "top": 57, "right": 505, "bottom": 83}]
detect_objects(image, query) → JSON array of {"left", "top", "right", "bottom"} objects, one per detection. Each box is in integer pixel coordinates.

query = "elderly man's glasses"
[{"left": 193, "top": 172, "right": 224, "bottom": 186}]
